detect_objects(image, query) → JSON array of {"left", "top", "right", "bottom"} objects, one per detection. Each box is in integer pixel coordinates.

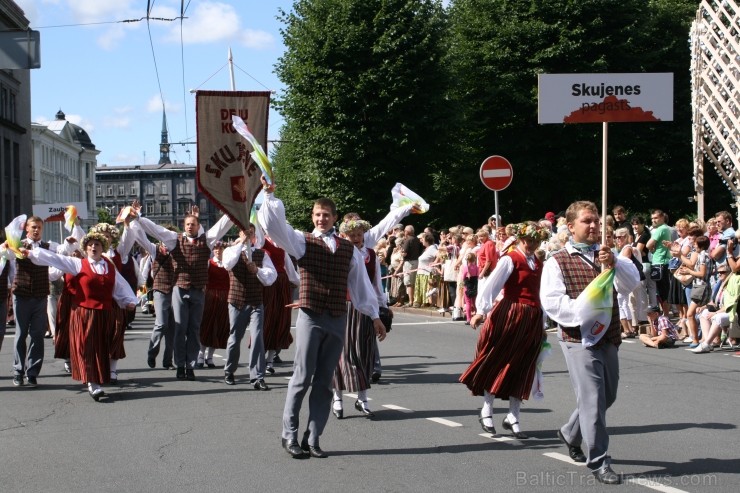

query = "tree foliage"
[
  {"left": 273, "top": 0, "right": 449, "bottom": 229},
  {"left": 274, "top": 0, "right": 716, "bottom": 229}
]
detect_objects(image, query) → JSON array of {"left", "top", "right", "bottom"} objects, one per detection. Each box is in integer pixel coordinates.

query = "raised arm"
[
  {"left": 136, "top": 216, "right": 178, "bottom": 251},
  {"left": 365, "top": 204, "right": 414, "bottom": 247}
]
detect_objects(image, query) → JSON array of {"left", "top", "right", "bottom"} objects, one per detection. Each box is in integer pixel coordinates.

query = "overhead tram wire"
[
  {"left": 179, "top": 0, "right": 190, "bottom": 151},
  {"left": 146, "top": 0, "right": 168, "bottom": 136},
  {"left": 31, "top": 16, "right": 185, "bottom": 30}
]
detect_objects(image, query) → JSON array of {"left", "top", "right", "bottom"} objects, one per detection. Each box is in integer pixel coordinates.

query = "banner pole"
[{"left": 602, "top": 122, "right": 608, "bottom": 246}]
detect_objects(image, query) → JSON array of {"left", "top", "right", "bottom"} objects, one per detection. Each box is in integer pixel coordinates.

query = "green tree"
[
  {"left": 442, "top": 0, "right": 701, "bottom": 225},
  {"left": 273, "top": 0, "right": 449, "bottom": 229},
  {"left": 97, "top": 207, "right": 114, "bottom": 225}
]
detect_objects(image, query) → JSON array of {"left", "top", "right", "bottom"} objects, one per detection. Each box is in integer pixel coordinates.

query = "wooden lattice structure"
[{"left": 691, "top": 0, "right": 740, "bottom": 219}]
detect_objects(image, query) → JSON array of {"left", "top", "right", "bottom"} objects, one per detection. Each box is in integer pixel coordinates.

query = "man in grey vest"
[{"left": 259, "top": 177, "right": 386, "bottom": 459}]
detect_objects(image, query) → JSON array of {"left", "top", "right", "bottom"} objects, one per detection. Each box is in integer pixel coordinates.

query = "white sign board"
[
  {"left": 538, "top": 73, "right": 673, "bottom": 124},
  {"left": 32, "top": 202, "right": 89, "bottom": 222}
]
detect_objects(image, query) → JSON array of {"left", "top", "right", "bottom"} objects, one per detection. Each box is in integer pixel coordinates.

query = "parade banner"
[
  {"left": 538, "top": 73, "right": 673, "bottom": 124},
  {"left": 196, "top": 90, "right": 270, "bottom": 231}
]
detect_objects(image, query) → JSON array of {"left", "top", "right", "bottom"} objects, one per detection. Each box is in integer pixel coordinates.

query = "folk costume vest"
[
  {"left": 502, "top": 249, "right": 542, "bottom": 307},
  {"left": 13, "top": 240, "right": 50, "bottom": 297},
  {"left": 171, "top": 233, "right": 210, "bottom": 289},
  {"left": 552, "top": 249, "right": 621, "bottom": 347},
  {"left": 228, "top": 249, "right": 265, "bottom": 310},
  {"left": 74, "top": 257, "right": 116, "bottom": 310},
  {"left": 152, "top": 247, "right": 174, "bottom": 294},
  {"left": 297, "top": 234, "right": 354, "bottom": 317}
]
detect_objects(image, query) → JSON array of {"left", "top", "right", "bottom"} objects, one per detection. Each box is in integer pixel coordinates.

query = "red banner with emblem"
[{"left": 195, "top": 90, "right": 270, "bottom": 231}]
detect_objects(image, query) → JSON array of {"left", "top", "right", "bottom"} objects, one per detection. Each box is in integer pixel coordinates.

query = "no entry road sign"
[{"left": 480, "top": 155, "right": 513, "bottom": 192}]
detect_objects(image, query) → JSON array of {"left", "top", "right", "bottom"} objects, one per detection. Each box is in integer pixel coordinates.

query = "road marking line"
[
  {"left": 382, "top": 404, "right": 413, "bottom": 413},
  {"left": 621, "top": 340, "right": 636, "bottom": 344},
  {"left": 344, "top": 393, "right": 371, "bottom": 401},
  {"left": 624, "top": 477, "right": 690, "bottom": 493},
  {"left": 542, "top": 452, "right": 586, "bottom": 466},
  {"left": 426, "top": 417, "right": 463, "bottom": 427},
  {"left": 478, "top": 433, "right": 514, "bottom": 442}
]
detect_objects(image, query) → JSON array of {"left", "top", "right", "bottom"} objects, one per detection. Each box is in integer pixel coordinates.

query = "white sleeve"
[
  {"left": 130, "top": 221, "right": 157, "bottom": 258},
  {"left": 348, "top": 248, "right": 380, "bottom": 320},
  {"left": 257, "top": 251, "right": 277, "bottom": 286},
  {"left": 116, "top": 225, "right": 136, "bottom": 261},
  {"left": 137, "top": 216, "right": 178, "bottom": 251},
  {"left": 364, "top": 204, "right": 413, "bottom": 248},
  {"left": 27, "top": 248, "right": 82, "bottom": 275},
  {"left": 540, "top": 256, "right": 580, "bottom": 327},
  {"left": 113, "top": 270, "right": 138, "bottom": 308},
  {"left": 257, "top": 192, "right": 307, "bottom": 259},
  {"left": 284, "top": 252, "right": 300, "bottom": 285},
  {"left": 206, "top": 214, "right": 233, "bottom": 249},
  {"left": 222, "top": 243, "right": 245, "bottom": 271},
  {"left": 475, "top": 256, "right": 513, "bottom": 315}
]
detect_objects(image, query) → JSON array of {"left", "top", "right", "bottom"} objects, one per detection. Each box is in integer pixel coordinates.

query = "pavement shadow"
[
  {"left": 608, "top": 421, "right": 736, "bottom": 436},
  {"left": 612, "top": 456, "right": 740, "bottom": 477}
]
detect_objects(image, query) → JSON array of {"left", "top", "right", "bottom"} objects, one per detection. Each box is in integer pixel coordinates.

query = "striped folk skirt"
[
  {"left": 459, "top": 298, "right": 543, "bottom": 399},
  {"left": 333, "top": 302, "right": 375, "bottom": 393},
  {"left": 109, "top": 306, "right": 130, "bottom": 360},
  {"left": 262, "top": 272, "right": 294, "bottom": 351},
  {"left": 69, "top": 306, "right": 113, "bottom": 385},
  {"left": 199, "top": 288, "right": 229, "bottom": 349},
  {"left": 54, "top": 288, "right": 73, "bottom": 360}
]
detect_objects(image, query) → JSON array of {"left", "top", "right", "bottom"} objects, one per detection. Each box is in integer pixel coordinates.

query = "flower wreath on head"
[
  {"left": 339, "top": 218, "right": 372, "bottom": 234},
  {"left": 89, "top": 223, "right": 120, "bottom": 247},
  {"left": 513, "top": 222, "right": 551, "bottom": 242},
  {"left": 81, "top": 231, "right": 110, "bottom": 253}
]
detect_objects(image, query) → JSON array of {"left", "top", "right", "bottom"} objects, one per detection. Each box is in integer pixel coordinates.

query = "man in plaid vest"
[
  {"left": 134, "top": 207, "right": 232, "bottom": 380},
  {"left": 221, "top": 225, "right": 276, "bottom": 389},
  {"left": 258, "top": 177, "right": 386, "bottom": 459},
  {"left": 540, "top": 201, "right": 640, "bottom": 485}
]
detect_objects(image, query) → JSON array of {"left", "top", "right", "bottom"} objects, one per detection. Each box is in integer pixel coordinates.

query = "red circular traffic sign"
[{"left": 479, "top": 155, "right": 513, "bottom": 191}]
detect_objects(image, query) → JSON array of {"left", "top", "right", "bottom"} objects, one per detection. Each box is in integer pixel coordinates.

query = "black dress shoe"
[
  {"left": 88, "top": 389, "right": 106, "bottom": 402},
  {"left": 502, "top": 417, "right": 529, "bottom": 439},
  {"left": 13, "top": 375, "right": 24, "bottom": 387},
  {"left": 176, "top": 367, "right": 186, "bottom": 379},
  {"left": 26, "top": 376, "right": 38, "bottom": 387},
  {"left": 224, "top": 373, "right": 235, "bottom": 385},
  {"left": 195, "top": 362, "right": 204, "bottom": 369},
  {"left": 252, "top": 379, "right": 269, "bottom": 391},
  {"left": 206, "top": 360, "right": 216, "bottom": 369},
  {"left": 273, "top": 354, "right": 283, "bottom": 364},
  {"left": 478, "top": 415, "right": 496, "bottom": 434},
  {"left": 557, "top": 430, "right": 586, "bottom": 463},
  {"left": 332, "top": 400, "right": 343, "bottom": 419},
  {"left": 301, "top": 432, "right": 328, "bottom": 458},
  {"left": 593, "top": 465, "right": 621, "bottom": 485},
  {"left": 354, "top": 399, "right": 375, "bottom": 417},
  {"left": 371, "top": 372, "right": 381, "bottom": 383},
  {"left": 186, "top": 369, "right": 195, "bottom": 381},
  {"left": 147, "top": 356, "right": 156, "bottom": 369},
  {"left": 163, "top": 363, "right": 175, "bottom": 370},
  {"left": 281, "top": 438, "right": 307, "bottom": 459}
]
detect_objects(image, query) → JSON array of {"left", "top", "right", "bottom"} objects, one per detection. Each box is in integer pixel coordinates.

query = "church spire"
[{"left": 159, "top": 109, "right": 171, "bottom": 165}]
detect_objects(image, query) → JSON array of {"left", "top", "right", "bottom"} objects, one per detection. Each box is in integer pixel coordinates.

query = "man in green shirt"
[{"left": 646, "top": 209, "right": 672, "bottom": 315}]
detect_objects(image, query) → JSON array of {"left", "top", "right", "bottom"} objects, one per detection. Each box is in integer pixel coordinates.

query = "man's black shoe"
[
  {"left": 301, "top": 432, "right": 328, "bottom": 458},
  {"left": 593, "top": 465, "right": 621, "bottom": 485},
  {"left": 224, "top": 373, "right": 235, "bottom": 385},
  {"left": 252, "top": 379, "right": 269, "bottom": 391},
  {"left": 13, "top": 375, "right": 24, "bottom": 386},
  {"left": 176, "top": 367, "right": 186, "bottom": 379},
  {"left": 186, "top": 369, "right": 195, "bottom": 381},
  {"left": 557, "top": 430, "right": 586, "bottom": 463},
  {"left": 371, "top": 372, "right": 381, "bottom": 383},
  {"left": 281, "top": 438, "right": 307, "bottom": 458},
  {"left": 26, "top": 376, "right": 37, "bottom": 387},
  {"left": 147, "top": 356, "right": 156, "bottom": 369}
]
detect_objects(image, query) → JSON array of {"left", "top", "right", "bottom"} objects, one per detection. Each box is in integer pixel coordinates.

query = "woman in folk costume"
[
  {"left": 55, "top": 251, "right": 84, "bottom": 375},
  {"left": 459, "top": 221, "right": 550, "bottom": 438},
  {"left": 261, "top": 236, "right": 299, "bottom": 374},
  {"left": 197, "top": 241, "right": 230, "bottom": 368},
  {"left": 20, "top": 232, "right": 137, "bottom": 401},
  {"left": 331, "top": 216, "right": 390, "bottom": 419},
  {"left": 89, "top": 221, "right": 137, "bottom": 384}
]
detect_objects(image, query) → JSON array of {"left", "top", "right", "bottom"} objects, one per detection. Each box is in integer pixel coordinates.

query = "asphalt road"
[{"left": 1, "top": 309, "right": 738, "bottom": 492}]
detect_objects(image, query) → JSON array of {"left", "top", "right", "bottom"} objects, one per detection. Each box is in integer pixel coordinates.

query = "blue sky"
[{"left": 18, "top": 0, "right": 293, "bottom": 167}]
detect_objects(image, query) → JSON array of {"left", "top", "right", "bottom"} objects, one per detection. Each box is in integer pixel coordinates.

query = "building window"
[
  {"left": 130, "top": 185, "right": 137, "bottom": 195},
  {"left": 146, "top": 202, "right": 155, "bottom": 215},
  {"left": 107, "top": 185, "right": 113, "bottom": 196},
  {"left": 160, "top": 202, "right": 169, "bottom": 214},
  {"left": 146, "top": 183, "right": 154, "bottom": 195},
  {"left": 118, "top": 185, "right": 124, "bottom": 196},
  {"left": 160, "top": 183, "right": 167, "bottom": 194},
  {"left": 96, "top": 186, "right": 102, "bottom": 197},
  {"left": 177, "top": 202, "right": 189, "bottom": 215}
]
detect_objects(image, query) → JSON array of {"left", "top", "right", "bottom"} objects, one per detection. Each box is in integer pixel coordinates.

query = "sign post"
[{"left": 480, "top": 155, "right": 514, "bottom": 229}]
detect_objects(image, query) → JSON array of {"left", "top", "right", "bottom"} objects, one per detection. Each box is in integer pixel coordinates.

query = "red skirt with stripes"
[
  {"left": 199, "top": 288, "right": 229, "bottom": 349},
  {"left": 109, "top": 306, "right": 130, "bottom": 360},
  {"left": 333, "top": 302, "right": 375, "bottom": 393},
  {"left": 262, "top": 272, "right": 294, "bottom": 351},
  {"left": 459, "top": 298, "right": 543, "bottom": 399},
  {"left": 69, "top": 306, "right": 112, "bottom": 384},
  {"left": 54, "top": 288, "right": 74, "bottom": 360}
]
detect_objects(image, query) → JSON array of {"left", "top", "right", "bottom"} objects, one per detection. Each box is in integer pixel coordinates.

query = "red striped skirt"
[
  {"left": 333, "top": 302, "right": 375, "bottom": 392},
  {"left": 54, "top": 289, "right": 74, "bottom": 360},
  {"left": 459, "top": 298, "right": 543, "bottom": 399},
  {"left": 109, "top": 306, "right": 129, "bottom": 360},
  {"left": 69, "top": 306, "right": 112, "bottom": 384},
  {"left": 262, "top": 272, "right": 294, "bottom": 350},
  {"left": 200, "top": 288, "right": 229, "bottom": 349}
]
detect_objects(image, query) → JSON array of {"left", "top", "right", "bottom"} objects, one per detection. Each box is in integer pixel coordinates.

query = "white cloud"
[
  {"left": 102, "top": 116, "right": 131, "bottom": 129},
  {"left": 166, "top": 1, "right": 240, "bottom": 44},
  {"left": 64, "top": 0, "right": 138, "bottom": 25},
  {"left": 146, "top": 95, "right": 181, "bottom": 114},
  {"left": 97, "top": 24, "right": 129, "bottom": 50},
  {"left": 241, "top": 29, "right": 274, "bottom": 50},
  {"left": 64, "top": 113, "right": 95, "bottom": 133}
]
